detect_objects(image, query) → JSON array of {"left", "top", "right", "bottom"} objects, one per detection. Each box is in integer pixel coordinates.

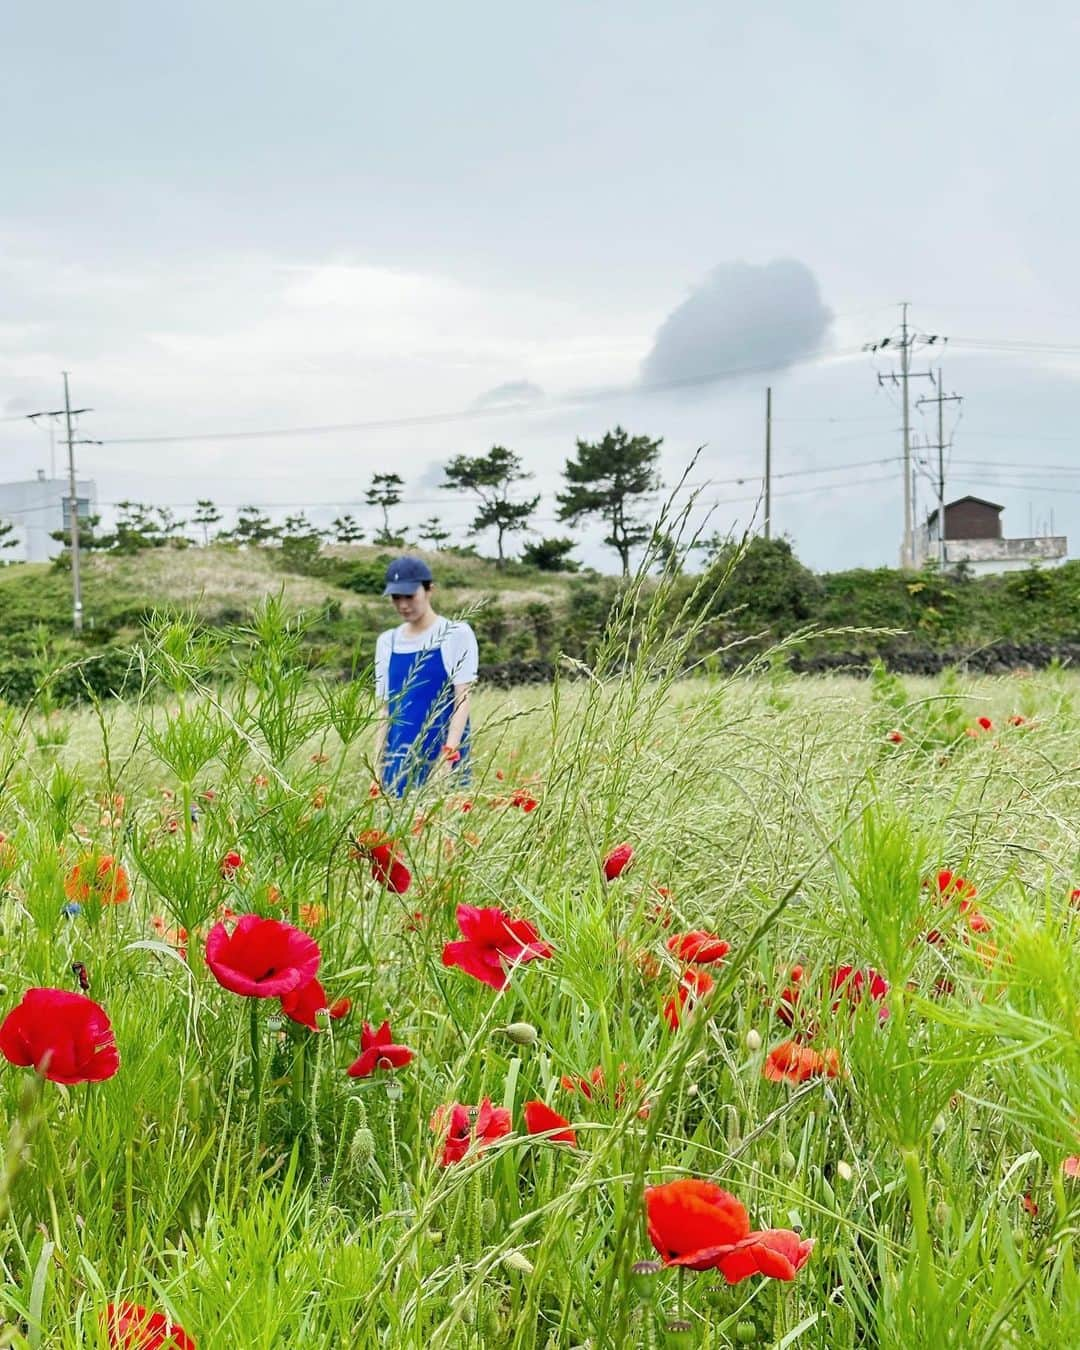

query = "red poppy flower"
[
  {"left": 666, "top": 932, "right": 730, "bottom": 965},
  {"left": 355, "top": 831, "right": 412, "bottom": 894},
  {"left": 1064, "top": 1156, "right": 1080, "bottom": 1179},
  {"left": 347, "top": 1020, "right": 414, "bottom": 1077},
  {"left": 962, "top": 905, "right": 992, "bottom": 934},
  {"left": 204, "top": 914, "right": 320, "bottom": 999},
  {"left": 560, "top": 1064, "right": 650, "bottom": 1117},
  {"left": 430, "top": 1096, "right": 511, "bottom": 1166},
  {"left": 65, "top": 854, "right": 129, "bottom": 905},
  {"left": 645, "top": 1180, "right": 812, "bottom": 1282},
  {"left": 279, "top": 977, "right": 349, "bottom": 1031},
  {"left": 603, "top": 843, "right": 634, "bottom": 880},
  {"left": 1071, "top": 888, "right": 1080, "bottom": 908},
  {"left": 441, "top": 904, "right": 553, "bottom": 991},
  {"left": 0, "top": 987, "right": 119, "bottom": 1084},
  {"left": 645, "top": 1179, "right": 750, "bottom": 1269},
  {"left": 219, "top": 849, "right": 243, "bottom": 880},
  {"left": 886, "top": 730, "right": 904, "bottom": 744},
  {"left": 830, "top": 965, "right": 890, "bottom": 1019},
  {"left": 1008, "top": 714, "right": 1026, "bottom": 727},
  {"left": 712, "top": 1227, "right": 815, "bottom": 1284},
  {"left": 664, "top": 968, "right": 715, "bottom": 1030},
  {"left": 934, "top": 870, "right": 977, "bottom": 901},
  {"left": 103, "top": 1302, "right": 195, "bottom": 1350},
  {"left": 510, "top": 789, "right": 539, "bottom": 812},
  {"left": 523, "top": 1100, "right": 577, "bottom": 1145},
  {"left": 763, "top": 1040, "right": 840, "bottom": 1084},
  {"left": 775, "top": 964, "right": 805, "bottom": 1026},
  {"left": 976, "top": 716, "right": 993, "bottom": 731}
]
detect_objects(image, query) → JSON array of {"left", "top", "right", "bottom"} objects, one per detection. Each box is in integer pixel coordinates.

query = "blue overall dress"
[{"left": 382, "top": 627, "right": 471, "bottom": 796}]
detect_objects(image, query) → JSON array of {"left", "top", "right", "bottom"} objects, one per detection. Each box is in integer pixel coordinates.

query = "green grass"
[{"left": 0, "top": 590, "right": 1077, "bottom": 1348}]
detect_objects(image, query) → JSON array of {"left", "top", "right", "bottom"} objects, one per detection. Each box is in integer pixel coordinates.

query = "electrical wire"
[{"left": 67, "top": 346, "right": 866, "bottom": 446}]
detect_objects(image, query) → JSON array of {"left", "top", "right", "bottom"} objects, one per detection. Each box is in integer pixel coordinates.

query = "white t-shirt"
[{"left": 375, "top": 617, "right": 479, "bottom": 703}]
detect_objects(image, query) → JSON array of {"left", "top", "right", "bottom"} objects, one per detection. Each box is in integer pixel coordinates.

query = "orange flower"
[
  {"left": 763, "top": 1040, "right": 840, "bottom": 1083},
  {"left": 65, "top": 854, "right": 130, "bottom": 905}
]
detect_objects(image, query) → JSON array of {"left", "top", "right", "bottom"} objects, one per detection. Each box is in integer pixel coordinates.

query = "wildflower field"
[{"left": 0, "top": 592, "right": 1078, "bottom": 1348}]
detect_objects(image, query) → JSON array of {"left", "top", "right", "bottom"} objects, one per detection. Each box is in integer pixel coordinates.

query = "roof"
[{"left": 927, "top": 494, "right": 1004, "bottom": 526}]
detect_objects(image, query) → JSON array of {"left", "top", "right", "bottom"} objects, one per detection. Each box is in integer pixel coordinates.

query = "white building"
[
  {"left": 0, "top": 474, "right": 98, "bottom": 563},
  {"left": 914, "top": 495, "right": 1068, "bottom": 576}
]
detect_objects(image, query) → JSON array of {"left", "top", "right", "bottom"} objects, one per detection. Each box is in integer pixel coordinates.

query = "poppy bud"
[
  {"left": 836, "top": 1160, "right": 853, "bottom": 1183},
  {"left": 480, "top": 1197, "right": 498, "bottom": 1233},
  {"left": 687, "top": 1083, "right": 699, "bottom": 1097},
  {"left": 384, "top": 1077, "right": 403, "bottom": 1102},
  {"left": 735, "top": 1322, "right": 758, "bottom": 1345},
  {"left": 503, "top": 1022, "right": 539, "bottom": 1046},
  {"left": 348, "top": 1126, "right": 376, "bottom": 1173},
  {"left": 778, "top": 1149, "right": 797, "bottom": 1173},
  {"left": 932, "top": 1113, "right": 947, "bottom": 1136},
  {"left": 935, "top": 1201, "right": 951, "bottom": 1228},
  {"left": 426, "top": 1229, "right": 443, "bottom": 1245},
  {"left": 502, "top": 1249, "right": 534, "bottom": 1275},
  {"left": 745, "top": 1028, "right": 762, "bottom": 1052},
  {"left": 314, "top": 1007, "right": 331, "bottom": 1030}
]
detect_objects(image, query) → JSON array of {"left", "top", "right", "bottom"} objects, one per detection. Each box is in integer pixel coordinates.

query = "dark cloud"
[
  {"left": 640, "top": 259, "right": 832, "bottom": 389},
  {"left": 471, "top": 379, "right": 545, "bottom": 409}
]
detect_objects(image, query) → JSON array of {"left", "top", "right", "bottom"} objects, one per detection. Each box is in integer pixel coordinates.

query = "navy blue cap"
[{"left": 383, "top": 556, "right": 433, "bottom": 595}]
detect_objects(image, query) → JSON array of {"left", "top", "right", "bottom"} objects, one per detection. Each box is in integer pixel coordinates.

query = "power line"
[{"left": 83, "top": 347, "right": 866, "bottom": 447}]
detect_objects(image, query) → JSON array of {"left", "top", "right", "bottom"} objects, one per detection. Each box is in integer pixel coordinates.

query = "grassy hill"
[
  {"left": 0, "top": 543, "right": 587, "bottom": 702},
  {"left": 4, "top": 536, "right": 1080, "bottom": 707}
]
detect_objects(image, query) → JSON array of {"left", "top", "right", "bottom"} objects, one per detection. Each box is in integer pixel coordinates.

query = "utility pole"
[
  {"left": 864, "top": 304, "right": 944, "bottom": 568},
  {"left": 764, "top": 385, "right": 772, "bottom": 539},
  {"left": 27, "top": 376, "right": 92, "bottom": 634},
  {"left": 62, "top": 373, "right": 84, "bottom": 633},
  {"left": 916, "top": 369, "right": 963, "bottom": 570}
]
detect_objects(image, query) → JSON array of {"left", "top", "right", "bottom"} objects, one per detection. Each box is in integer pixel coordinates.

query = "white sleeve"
[
  {"left": 442, "top": 621, "right": 479, "bottom": 686},
  {"left": 374, "top": 631, "right": 392, "bottom": 702}
]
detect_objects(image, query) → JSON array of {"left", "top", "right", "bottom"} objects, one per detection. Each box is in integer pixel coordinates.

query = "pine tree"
[
  {"left": 441, "top": 446, "right": 538, "bottom": 567},
  {"left": 556, "top": 426, "right": 662, "bottom": 576},
  {"left": 331, "top": 513, "right": 365, "bottom": 544},
  {"left": 366, "top": 473, "right": 405, "bottom": 545},
  {"left": 418, "top": 516, "right": 451, "bottom": 549},
  {"left": 193, "top": 499, "right": 222, "bottom": 546}
]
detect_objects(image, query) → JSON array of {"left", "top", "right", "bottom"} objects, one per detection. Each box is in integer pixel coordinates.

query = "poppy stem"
[
  {"left": 249, "top": 1000, "right": 263, "bottom": 1107},
  {"left": 677, "top": 1266, "right": 686, "bottom": 1319}
]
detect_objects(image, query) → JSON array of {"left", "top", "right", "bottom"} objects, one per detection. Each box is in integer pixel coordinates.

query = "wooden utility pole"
[{"left": 764, "top": 386, "right": 772, "bottom": 539}]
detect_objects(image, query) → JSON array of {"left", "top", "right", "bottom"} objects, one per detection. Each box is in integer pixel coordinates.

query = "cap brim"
[{"left": 384, "top": 581, "right": 422, "bottom": 596}]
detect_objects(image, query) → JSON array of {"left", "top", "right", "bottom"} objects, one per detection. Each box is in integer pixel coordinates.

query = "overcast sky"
[{"left": 2, "top": 1, "right": 1079, "bottom": 571}]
